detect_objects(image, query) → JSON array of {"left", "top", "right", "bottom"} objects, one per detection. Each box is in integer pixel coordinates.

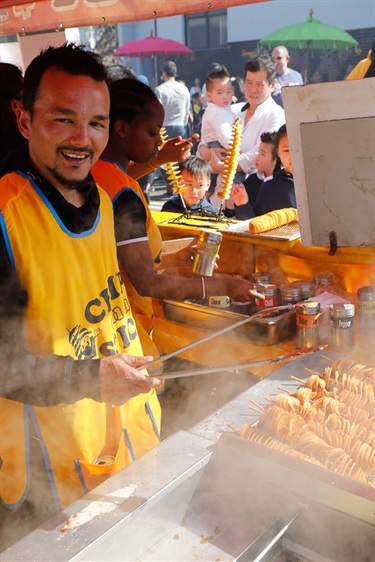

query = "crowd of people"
[{"left": 0, "top": 39, "right": 372, "bottom": 551}]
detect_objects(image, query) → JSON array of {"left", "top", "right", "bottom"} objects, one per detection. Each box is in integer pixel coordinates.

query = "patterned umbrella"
[{"left": 259, "top": 9, "right": 359, "bottom": 82}]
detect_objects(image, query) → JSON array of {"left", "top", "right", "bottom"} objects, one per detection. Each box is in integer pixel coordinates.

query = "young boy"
[
  {"left": 229, "top": 131, "right": 280, "bottom": 220},
  {"left": 200, "top": 64, "right": 245, "bottom": 202},
  {"left": 161, "top": 155, "right": 218, "bottom": 214},
  {"left": 254, "top": 124, "right": 297, "bottom": 216}
]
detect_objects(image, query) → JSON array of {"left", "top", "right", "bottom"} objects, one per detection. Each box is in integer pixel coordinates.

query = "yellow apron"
[{"left": 0, "top": 171, "right": 161, "bottom": 510}]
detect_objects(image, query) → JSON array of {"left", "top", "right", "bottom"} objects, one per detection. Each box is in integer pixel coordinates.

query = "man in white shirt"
[
  {"left": 155, "top": 60, "right": 191, "bottom": 139},
  {"left": 271, "top": 45, "right": 303, "bottom": 107}
]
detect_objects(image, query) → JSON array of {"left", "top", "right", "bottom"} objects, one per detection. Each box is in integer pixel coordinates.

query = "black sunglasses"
[{"left": 275, "top": 56, "right": 284, "bottom": 60}]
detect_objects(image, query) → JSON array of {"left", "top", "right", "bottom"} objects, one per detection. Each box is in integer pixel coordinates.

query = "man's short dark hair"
[
  {"left": 22, "top": 42, "right": 107, "bottom": 116},
  {"left": 162, "top": 61, "right": 177, "bottom": 77},
  {"left": 206, "top": 64, "right": 231, "bottom": 91},
  {"left": 179, "top": 155, "right": 212, "bottom": 179},
  {"left": 244, "top": 55, "right": 276, "bottom": 84}
]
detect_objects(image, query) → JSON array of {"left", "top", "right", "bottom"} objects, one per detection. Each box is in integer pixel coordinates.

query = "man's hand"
[{"left": 100, "top": 354, "right": 161, "bottom": 405}]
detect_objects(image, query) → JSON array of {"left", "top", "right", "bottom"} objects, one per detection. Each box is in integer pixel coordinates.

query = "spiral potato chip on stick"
[
  {"left": 160, "top": 126, "right": 168, "bottom": 148},
  {"left": 217, "top": 117, "right": 242, "bottom": 203},
  {"left": 166, "top": 161, "right": 187, "bottom": 196}
]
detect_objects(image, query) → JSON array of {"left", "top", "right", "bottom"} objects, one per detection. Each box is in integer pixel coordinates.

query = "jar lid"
[
  {"left": 330, "top": 303, "right": 355, "bottom": 319},
  {"left": 256, "top": 283, "right": 278, "bottom": 296},
  {"left": 199, "top": 230, "right": 222, "bottom": 243},
  {"left": 296, "top": 301, "right": 320, "bottom": 314},
  {"left": 357, "top": 285, "right": 375, "bottom": 301},
  {"left": 280, "top": 284, "right": 302, "bottom": 298},
  {"left": 291, "top": 280, "right": 312, "bottom": 291}
]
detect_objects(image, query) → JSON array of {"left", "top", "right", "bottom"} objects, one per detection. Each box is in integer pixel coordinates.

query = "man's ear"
[
  {"left": 17, "top": 107, "right": 32, "bottom": 140},
  {"left": 270, "top": 79, "right": 277, "bottom": 92}
]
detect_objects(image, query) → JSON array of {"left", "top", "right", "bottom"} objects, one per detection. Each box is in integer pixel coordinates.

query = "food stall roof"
[{"left": 0, "top": 0, "right": 268, "bottom": 36}]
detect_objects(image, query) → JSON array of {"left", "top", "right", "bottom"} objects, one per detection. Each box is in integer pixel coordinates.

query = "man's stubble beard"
[{"left": 46, "top": 164, "right": 91, "bottom": 192}]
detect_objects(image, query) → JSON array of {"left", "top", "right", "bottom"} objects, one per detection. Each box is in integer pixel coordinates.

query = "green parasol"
[{"left": 259, "top": 9, "right": 359, "bottom": 82}]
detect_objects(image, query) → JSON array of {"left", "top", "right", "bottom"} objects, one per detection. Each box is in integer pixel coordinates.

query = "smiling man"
[
  {"left": 233, "top": 55, "right": 286, "bottom": 176},
  {"left": 0, "top": 43, "right": 161, "bottom": 549}
]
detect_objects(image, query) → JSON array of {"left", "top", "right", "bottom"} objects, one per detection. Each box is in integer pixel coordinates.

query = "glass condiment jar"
[
  {"left": 279, "top": 283, "right": 302, "bottom": 305},
  {"left": 329, "top": 303, "right": 355, "bottom": 352},
  {"left": 291, "top": 280, "right": 313, "bottom": 300},
  {"left": 254, "top": 283, "right": 279, "bottom": 311},
  {"left": 357, "top": 286, "right": 375, "bottom": 335},
  {"left": 295, "top": 301, "right": 321, "bottom": 349}
]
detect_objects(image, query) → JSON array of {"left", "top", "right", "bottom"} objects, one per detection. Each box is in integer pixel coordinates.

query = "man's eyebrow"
[{"left": 51, "top": 107, "right": 109, "bottom": 121}]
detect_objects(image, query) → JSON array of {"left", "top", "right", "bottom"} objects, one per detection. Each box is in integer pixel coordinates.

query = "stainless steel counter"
[{"left": 3, "top": 351, "right": 374, "bottom": 562}]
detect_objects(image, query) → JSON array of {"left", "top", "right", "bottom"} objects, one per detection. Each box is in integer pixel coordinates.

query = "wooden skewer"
[
  {"left": 321, "top": 354, "right": 334, "bottom": 362},
  {"left": 278, "top": 386, "right": 294, "bottom": 394},
  {"left": 304, "top": 367, "right": 322, "bottom": 376},
  {"left": 264, "top": 397, "right": 275, "bottom": 403},
  {"left": 248, "top": 405, "right": 264, "bottom": 414},
  {"left": 290, "top": 375, "right": 306, "bottom": 384},
  {"left": 227, "top": 423, "right": 240, "bottom": 433},
  {"left": 250, "top": 399, "right": 265, "bottom": 412}
]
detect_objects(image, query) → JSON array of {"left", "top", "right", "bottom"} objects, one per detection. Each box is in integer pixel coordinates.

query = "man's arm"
[{"left": 0, "top": 234, "right": 159, "bottom": 406}]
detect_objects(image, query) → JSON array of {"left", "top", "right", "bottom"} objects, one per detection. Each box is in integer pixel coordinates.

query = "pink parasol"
[{"left": 114, "top": 35, "right": 193, "bottom": 57}]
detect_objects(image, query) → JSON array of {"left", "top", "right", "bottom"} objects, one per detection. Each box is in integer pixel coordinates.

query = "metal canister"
[
  {"left": 280, "top": 283, "right": 302, "bottom": 305},
  {"left": 329, "top": 303, "right": 355, "bottom": 352},
  {"left": 251, "top": 272, "right": 271, "bottom": 285},
  {"left": 295, "top": 301, "right": 320, "bottom": 349},
  {"left": 291, "top": 280, "right": 313, "bottom": 300},
  {"left": 255, "top": 283, "right": 279, "bottom": 311},
  {"left": 357, "top": 286, "right": 375, "bottom": 335},
  {"left": 93, "top": 455, "right": 115, "bottom": 465},
  {"left": 192, "top": 230, "right": 222, "bottom": 277}
]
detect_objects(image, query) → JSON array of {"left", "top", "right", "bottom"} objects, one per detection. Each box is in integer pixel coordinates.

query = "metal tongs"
[
  {"left": 157, "top": 345, "right": 327, "bottom": 381},
  {"left": 142, "top": 304, "right": 326, "bottom": 379}
]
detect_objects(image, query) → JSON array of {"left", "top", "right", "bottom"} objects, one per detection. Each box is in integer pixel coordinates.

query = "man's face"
[
  {"left": 272, "top": 48, "right": 289, "bottom": 74},
  {"left": 245, "top": 70, "right": 275, "bottom": 109},
  {"left": 206, "top": 77, "right": 233, "bottom": 108},
  {"left": 18, "top": 68, "right": 110, "bottom": 193},
  {"left": 181, "top": 170, "right": 210, "bottom": 207}
]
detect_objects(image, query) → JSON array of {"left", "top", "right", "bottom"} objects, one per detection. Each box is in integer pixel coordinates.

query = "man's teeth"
[{"left": 63, "top": 152, "right": 87, "bottom": 160}]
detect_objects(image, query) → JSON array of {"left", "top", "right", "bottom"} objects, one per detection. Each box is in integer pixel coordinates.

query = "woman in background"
[{"left": 92, "top": 79, "right": 263, "bottom": 375}]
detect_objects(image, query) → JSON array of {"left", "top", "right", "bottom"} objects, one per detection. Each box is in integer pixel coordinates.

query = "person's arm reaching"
[{"left": 127, "top": 135, "right": 199, "bottom": 180}]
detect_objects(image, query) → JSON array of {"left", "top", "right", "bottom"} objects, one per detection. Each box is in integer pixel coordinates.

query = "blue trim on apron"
[
  {"left": 74, "top": 460, "right": 89, "bottom": 495},
  {"left": 26, "top": 406, "right": 61, "bottom": 512},
  {"left": 1, "top": 405, "right": 31, "bottom": 509},
  {"left": 122, "top": 429, "right": 136, "bottom": 461},
  {"left": 145, "top": 401, "right": 161, "bottom": 441}
]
